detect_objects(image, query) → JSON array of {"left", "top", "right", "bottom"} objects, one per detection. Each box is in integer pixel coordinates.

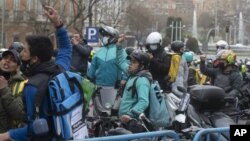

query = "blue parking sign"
[{"left": 86, "top": 27, "right": 99, "bottom": 43}]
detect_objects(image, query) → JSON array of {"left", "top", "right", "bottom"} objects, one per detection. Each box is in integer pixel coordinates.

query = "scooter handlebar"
[
  {"left": 228, "top": 109, "right": 250, "bottom": 117},
  {"left": 131, "top": 109, "right": 146, "bottom": 120},
  {"left": 130, "top": 109, "right": 155, "bottom": 132}
]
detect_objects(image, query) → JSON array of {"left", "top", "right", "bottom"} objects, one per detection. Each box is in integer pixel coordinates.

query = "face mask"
[
  {"left": 149, "top": 45, "right": 157, "bottom": 51},
  {"left": 102, "top": 37, "right": 109, "bottom": 46}
]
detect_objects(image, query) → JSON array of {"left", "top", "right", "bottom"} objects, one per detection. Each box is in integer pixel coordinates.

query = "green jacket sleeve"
[
  {"left": 0, "top": 87, "right": 25, "bottom": 121},
  {"left": 116, "top": 44, "right": 129, "bottom": 77},
  {"left": 130, "top": 77, "right": 150, "bottom": 116}
]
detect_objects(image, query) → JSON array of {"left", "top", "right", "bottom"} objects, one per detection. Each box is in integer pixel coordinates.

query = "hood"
[
  {"left": 136, "top": 70, "right": 153, "bottom": 81},
  {"left": 25, "top": 61, "right": 59, "bottom": 77}
]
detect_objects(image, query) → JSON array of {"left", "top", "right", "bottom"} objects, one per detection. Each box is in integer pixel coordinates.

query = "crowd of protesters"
[{"left": 0, "top": 5, "right": 248, "bottom": 141}]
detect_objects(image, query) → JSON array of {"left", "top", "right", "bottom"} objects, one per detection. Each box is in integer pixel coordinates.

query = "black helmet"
[
  {"left": 9, "top": 42, "right": 23, "bottom": 53},
  {"left": 99, "top": 25, "right": 119, "bottom": 44},
  {"left": 125, "top": 47, "right": 135, "bottom": 56},
  {"left": 171, "top": 40, "right": 184, "bottom": 53},
  {"left": 128, "top": 50, "right": 150, "bottom": 69}
]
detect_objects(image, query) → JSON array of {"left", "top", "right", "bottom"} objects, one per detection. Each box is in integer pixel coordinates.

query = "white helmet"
[
  {"left": 146, "top": 32, "right": 162, "bottom": 45},
  {"left": 216, "top": 40, "right": 228, "bottom": 50},
  {"left": 146, "top": 32, "right": 162, "bottom": 52}
]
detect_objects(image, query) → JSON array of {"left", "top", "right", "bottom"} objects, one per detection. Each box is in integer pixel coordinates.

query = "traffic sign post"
[{"left": 86, "top": 27, "right": 99, "bottom": 43}]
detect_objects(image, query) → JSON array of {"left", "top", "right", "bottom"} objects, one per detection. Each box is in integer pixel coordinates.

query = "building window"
[
  {"left": 34, "top": 0, "right": 37, "bottom": 11},
  {"left": 27, "top": 0, "right": 33, "bottom": 11},
  {"left": 0, "top": 0, "right": 3, "bottom": 9},
  {"left": 0, "top": 32, "right": 6, "bottom": 47},
  {"left": 35, "top": 0, "right": 43, "bottom": 13},
  {"left": 13, "top": 0, "right": 20, "bottom": 11}
]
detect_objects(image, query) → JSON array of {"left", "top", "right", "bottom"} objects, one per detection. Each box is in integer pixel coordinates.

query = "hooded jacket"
[
  {"left": 148, "top": 48, "right": 170, "bottom": 91},
  {"left": 200, "top": 60, "right": 243, "bottom": 96},
  {"left": 116, "top": 45, "right": 151, "bottom": 118},
  {"left": 87, "top": 44, "right": 124, "bottom": 87},
  {"left": 0, "top": 66, "right": 26, "bottom": 132},
  {"left": 0, "top": 86, "right": 25, "bottom": 133},
  {"left": 8, "top": 26, "right": 72, "bottom": 141},
  {"left": 70, "top": 42, "right": 92, "bottom": 75},
  {"left": 171, "top": 56, "right": 189, "bottom": 97}
]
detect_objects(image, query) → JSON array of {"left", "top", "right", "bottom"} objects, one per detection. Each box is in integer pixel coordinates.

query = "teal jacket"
[
  {"left": 87, "top": 44, "right": 124, "bottom": 86},
  {"left": 116, "top": 45, "right": 150, "bottom": 118}
]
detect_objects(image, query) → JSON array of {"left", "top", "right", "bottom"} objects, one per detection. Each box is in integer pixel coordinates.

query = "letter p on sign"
[{"left": 86, "top": 27, "right": 99, "bottom": 43}]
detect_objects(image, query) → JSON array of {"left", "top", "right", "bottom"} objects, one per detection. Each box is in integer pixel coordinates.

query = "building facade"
[{"left": 0, "top": 0, "right": 74, "bottom": 48}]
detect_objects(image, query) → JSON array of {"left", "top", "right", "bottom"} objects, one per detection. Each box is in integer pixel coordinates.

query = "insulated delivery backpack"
[
  {"left": 130, "top": 75, "right": 173, "bottom": 128},
  {"left": 48, "top": 71, "right": 88, "bottom": 140},
  {"left": 34, "top": 71, "right": 88, "bottom": 140}
]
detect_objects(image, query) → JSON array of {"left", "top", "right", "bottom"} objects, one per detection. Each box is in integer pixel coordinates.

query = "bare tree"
[
  {"left": 198, "top": 12, "right": 213, "bottom": 29},
  {"left": 97, "top": 0, "right": 125, "bottom": 28},
  {"left": 124, "top": 2, "right": 154, "bottom": 42},
  {"left": 18, "top": 0, "right": 101, "bottom": 36}
]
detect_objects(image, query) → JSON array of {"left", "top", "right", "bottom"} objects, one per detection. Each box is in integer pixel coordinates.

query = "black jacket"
[
  {"left": 70, "top": 42, "right": 92, "bottom": 75},
  {"left": 148, "top": 48, "right": 170, "bottom": 91},
  {"left": 200, "top": 60, "right": 243, "bottom": 96}
]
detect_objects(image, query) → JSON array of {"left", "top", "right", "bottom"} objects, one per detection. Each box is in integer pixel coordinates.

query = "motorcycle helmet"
[
  {"left": 125, "top": 47, "right": 135, "bottom": 56},
  {"left": 127, "top": 50, "right": 150, "bottom": 69},
  {"left": 216, "top": 49, "right": 236, "bottom": 65},
  {"left": 145, "top": 32, "right": 162, "bottom": 52},
  {"left": 216, "top": 40, "right": 228, "bottom": 50},
  {"left": 99, "top": 25, "right": 119, "bottom": 45},
  {"left": 171, "top": 40, "right": 184, "bottom": 53},
  {"left": 183, "top": 51, "right": 194, "bottom": 63},
  {"left": 9, "top": 42, "right": 24, "bottom": 53}
]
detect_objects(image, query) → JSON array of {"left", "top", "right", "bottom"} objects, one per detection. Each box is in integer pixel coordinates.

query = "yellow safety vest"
[{"left": 11, "top": 80, "right": 28, "bottom": 96}]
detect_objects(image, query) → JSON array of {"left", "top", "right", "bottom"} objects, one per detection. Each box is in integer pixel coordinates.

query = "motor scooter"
[{"left": 184, "top": 85, "right": 238, "bottom": 141}]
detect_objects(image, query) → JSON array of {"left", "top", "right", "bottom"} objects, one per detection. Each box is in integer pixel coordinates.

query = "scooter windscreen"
[{"left": 99, "top": 87, "right": 117, "bottom": 109}]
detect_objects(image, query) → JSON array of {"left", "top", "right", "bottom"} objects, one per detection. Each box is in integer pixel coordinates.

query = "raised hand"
[
  {"left": 44, "top": 6, "right": 61, "bottom": 27},
  {"left": 117, "top": 34, "right": 126, "bottom": 44}
]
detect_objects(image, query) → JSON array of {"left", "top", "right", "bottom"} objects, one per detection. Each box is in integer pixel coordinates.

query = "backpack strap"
[
  {"left": 127, "top": 77, "right": 140, "bottom": 99},
  {"left": 33, "top": 73, "right": 52, "bottom": 119},
  {"left": 33, "top": 65, "right": 63, "bottom": 119},
  {"left": 127, "top": 75, "right": 151, "bottom": 99}
]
